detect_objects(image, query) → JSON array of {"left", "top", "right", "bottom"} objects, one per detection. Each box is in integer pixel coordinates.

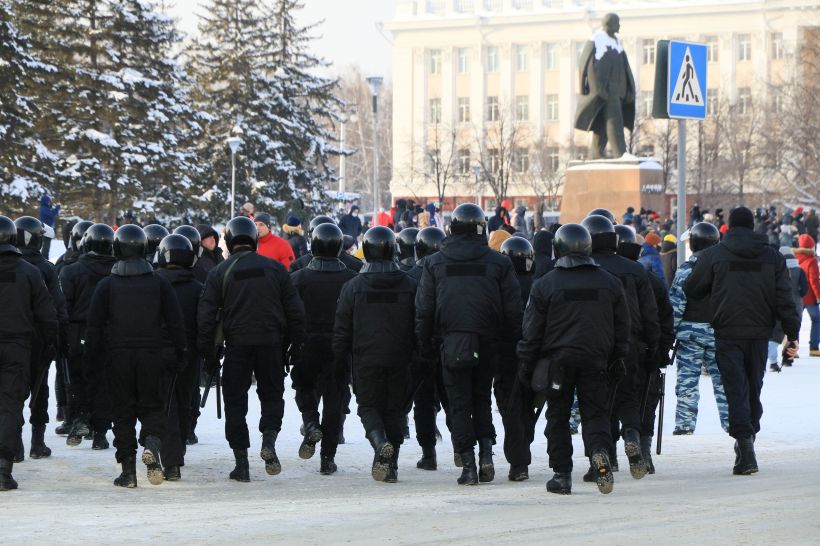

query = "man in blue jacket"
[{"left": 39, "top": 195, "right": 60, "bottom": 259}]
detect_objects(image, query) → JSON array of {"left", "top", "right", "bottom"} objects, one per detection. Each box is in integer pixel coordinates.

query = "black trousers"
[
  {"left": 27, "top": 341, "right": 50, "bottom": 426},
  {"left": 715, "top": 338, "right": 767, "bottom": 439},
  {"left": 161, "top": 350, "right": 198, "bottom": 467},
  {"left": 443, "top": 347, "right": 496, "bottom": 454},
  {"left": 637, "top": 367, "right": 662, "bottom": 437},
  {"left": 55, "top": 355, "right": 67, "bottom": 412},
  {"left": 222, "top": 343, "right": 285, "bottom": 450},
  {"left": 412, "top": 355, "right": 451, "bottom": 449},
  {"left": 189, "top": 357, "right": 202, "bottom": 434},
  {"left": 107, "top": 349, "right": 168, "bottom": 463},
  {"left": 611, "top": 342, "right": 644, "bottom": 440},
  {"left": 493, "top": 344, "right": 533, "bottom": 467},
  {"left": 0, "top": 344, "right": 30, "bottom": 461},
  {"left": 293, "top": 347, "right": 344, "bottom": 458},
  {"left": 545, "top": 362, "right": 611, "bottom": 473},
  {"left": 355, "top": 365, "right": 410, "bottom": 447}
]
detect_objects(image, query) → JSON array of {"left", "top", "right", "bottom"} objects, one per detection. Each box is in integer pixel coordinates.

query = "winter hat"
[
  {"left": 661, "top": 239, "right": 676, "bottom": 253},
  {"left": 644, "top": 232, "right": 662, "bottom": 247},
  {"left": 488, "top": 229, "right": 512, "bottom": 251},
  {"left": 197, "top": 224, "right": 219, "bottom": 244},
  {"left": 286, "top": 215, "right": 301, "bottom": 227},
  {"left": 254, "top": 213, "right": 272, "bottom": 229},
  {"left": 728, "top": 207, "right": 754, "bottom": 229},
  {"left": 663, "top": 234, "right": 677, "bottom": 244},
  {"left": 350, "top": 205, "right": 360, "bottom": 213}
]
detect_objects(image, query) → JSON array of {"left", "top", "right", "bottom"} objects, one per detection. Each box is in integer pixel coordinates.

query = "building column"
[
  {"left": 719, "top": 32, "right": 736, "bottom": 103},
  {"left": 530, "top": 42, "right": 545, "bottom": 142},
  {"left": 442, "top": 46, "right": 456, "bottom": 127}
]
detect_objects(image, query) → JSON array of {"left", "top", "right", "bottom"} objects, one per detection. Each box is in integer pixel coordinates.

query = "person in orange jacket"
[
  {"left": 254, "top": 214, "right": 295, "bottom": 270},
  {"left": 796, "top": 233, "right": 820, "bottom": 356}
]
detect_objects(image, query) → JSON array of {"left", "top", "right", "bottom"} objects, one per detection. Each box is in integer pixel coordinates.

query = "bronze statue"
[{"left": 574, "top": 13, "right": 636, "bottom": 159}]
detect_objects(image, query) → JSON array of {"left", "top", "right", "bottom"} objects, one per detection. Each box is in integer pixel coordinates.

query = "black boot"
[
  {"left": 186, "top": 431, "right": 198, "bottom": 445},
  {"left": 508, "top": 465, "right": 529, "bottom": 482},
  {"left": 260, "top": 430, "right": 281, "bottom": 476},
  {"left": 66, "top": 415, "right": 90, "bottom": 447},
  {"left": 453, "top": 452, "right": 463, "bottom": 468},
  {"left": 416, "top": 445, "right": 437, "bottom": 471},
  {"left": 30, "top": 425, "right": 52, "bottom": 459},
  {"left": 298, "top": 421, "right": 322, "bottom": 460},
  {"left": 608, "top": 442, "right": 619, "bottom": 472},
  {"left": 114, "top": 456, "right": 138, "bottom": 488},
  {"left": 478, "top": 438, "right": 494, "bottom": 483},
  {"left": 141, "top": 435, "right": 164, "bottom": 485},
  {"left": 641, "top": 436, "right": 655, "bottom": 475},
  {"left": 337, "top": 412, "right": 346, "bottom": 445},
  {"left": 92, "top": 431, "right": 109, "bottom": 450},
  {"left": 55, "top": 420, "right": 70, "bottom": 435},
  {"left": 582, "top": 465, "right": 598, "bottom": 483},
  {"left": 733, "top": 436, "right": 759, "bottom": 475},
  {"left": 366, "top": 430, "right": 394, "bottom": 482},
  {"left": 319, "top": 455, "right": 337, "bottom": 475},
  {"left": 0, "top": 459, "right": 18, "bottom": 491},
  {"left": 403, "top": 415, "right": 410, "bottom": 440},
  {"left": 230, "top": 449, "right": 250, "bottom": 482},
  {"left": 622, "top": 428, "right": 647, "bottom": 480},
  {"left": 457, "top": 450, "right": 479, "bottom": 485},
  {"left": 546, "top": 472, "right": 572, "bottom": 495},
  {"left": 56, "top": 406, "right": 65, "bottom": 422},
  {"left": 386, "top": 445, "right": 399, "bottom": 483},
  {"left": 590, "top": 450, "right": 614, "bottom": 495},
  {"left": 13, "top": 437, "right": 24, "bottom": 463},
  {"left": 164, "top": 465, "right": 181, "bottom": 481}
]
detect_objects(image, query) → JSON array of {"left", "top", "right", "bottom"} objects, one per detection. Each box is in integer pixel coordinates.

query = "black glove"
[
  {"left": 59, "top": 324, "right": 70, "bottom": 357},
  {"left": 517, "top": 360, "right": 533, "bottom": 386},
  {"left": 657, "top": 348, "right": 672, "bottom": 368},
  {"left": 608, "top": 358, "right": 627, "bottom": 384},
  {"left": 286, "top": 343, "right": 303, "bottom": 375},
  {"left": 203, "top": 352, "right": 221, "bottom": 377},
  {"left": 168, "top": 348, "right": 188, "bottom": 375}
]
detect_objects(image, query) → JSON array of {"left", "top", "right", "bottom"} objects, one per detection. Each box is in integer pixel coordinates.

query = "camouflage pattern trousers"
[{"left": 674, "top": 324, "right": 730, "bottom": 433}]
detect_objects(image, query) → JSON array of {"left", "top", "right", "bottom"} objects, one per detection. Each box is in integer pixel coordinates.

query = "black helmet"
[
  {"left": 396, "top": 227, "right": 419, "bottom": 261},
  {"left": 614, "top": 225, "right": 637, "bottom": 245},
  {"left": 14, "top": 216, "right": 44, "bottom": 250},
  {"left": 415, "top": 227, "right": 446, "bottom": 259},
  {"left": 311, "top": 223, "right": 344, "bottom": 258},
  {"left": 114, "top": 224, "right": 147, "bottom": 260},
  {"left": 225, "top": 216, "right": 258, "bottom": 253},
  {"left": 587, "top": 208, "right": 616, "bottom": 224},
  {"left": 614, "top": 225, "right": 641, "bottom": 261},
  {"left": 581, "top": 214, "right": 617, "bottom": 252},
  {"left": 342, "top": 235, "right": 357, "bottom": 252},
  {"left": 450, "top": 203, "right": 486, "bottom": 236},
  {"left": 158, "top": 234, "right": 195, "bottom": 268},
  {"left": 309, "top": 215, "right": 335, "bottom": 237},
  {"left": 70, "top": 220, "right": 94, "bottom": 252},
  {"left": 173, "top": 225, "right": 202, "bottom": 259},
  {"left": 500, "top": 236, "right": 534, "bottom": 274},
  {"left": 362, "top": 226, "right": 396, "bottom": 262},
  {"left": 553, "top": 224, "right": 592, "bottom": 258},
  {"left": 0, "top": 215, "right": 19, "bottom": 254},
  {"left": 689, "top": 222, "right": 720, "bottom": 253},
  {"left": 143, "top": 224, "right": 169, "bottom": 258},
  {"left": 84, "top": 224, "right": 115, "bottom": 256}
]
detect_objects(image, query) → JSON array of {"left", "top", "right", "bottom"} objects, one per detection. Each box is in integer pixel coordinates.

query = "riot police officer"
[
  {"left": 333, "top": 226, "right": 417, "bottom": 482},
  {"left": 290, "top": 223, "right": 357, "bottom": 475},
  {"left": 85, "top": 225, "right": 187, "bottom": 487},
  {"left": 174, "top": 225, "right": 208, "bottom": 283},
  {"left": 415, "top": 203, "right": 523, "bottom": 486},
  {"left": 397, "top": 227, "right": 419, "bottom": 272},
  {"left": 56, "top": 220, "right": 93, "bottom": 274},
  {"left": 197, "top": 217, "right": 305, "bottom": 482},
  {"left": 290, "top": 216, "right": 363, "bottom": 273},
  {"left": 143, "top": 224, "right": 169, "bottom": 268},
  {"left": 0, "top": 216, "right": 57, "bottom": 491}
]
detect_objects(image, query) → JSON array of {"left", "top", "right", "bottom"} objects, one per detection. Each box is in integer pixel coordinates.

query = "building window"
[
  {"left": 545, "top": 43, "right": 556, "bottom": 70},
  {"left": 487, "top": 148, "right": 500, "bottom": 173},
  {"left": 513, "top": 0, "right": 533, "bottom": 8},
  {"left": 545, "top": 94, "right": 559, "bottom": 121},
  {"left": 514, "top": 147, "right": 530, "bottom": 173},
  {"left": 429, "top": 98, "right": 442, "bottom": 124},
  {"left": 458, "top": 148, "right": 471, "bottom": 174},
  {"left": 737, "top": 87, "right": 751, "bottom": 115},
  {"left": 546, "top": 146, "right": 560, "bottom": 172},
  {"left": 640, "top": 144, "right": 655, "bottom": 157},
  {"left": 429, "top": 49, "right": 442, "bottom": 74},
  {"left": 642, "top": 39, "right": 656, "bottom": 65},
  {"left": 771, "top": 32, "right": 784, "bottom": 60},
  {"left": 486, "top": 96, "right": 500, "bottom": 122},
  {"left": 483, "top": 0, "right": 502, "bottom": 11},
  {"left": 705, "top": 35, "right": 719, "bottom": 62},
  {"left": 458, "top": 97, "right": 471, "bottom": 123},
  {"left": 542, "top": 0, "right": 561, "bottom": 7},
  {"left": 426, "top": 1, "right": 445, "bottom": 15},
  {"left": 454, "top": 0, "right": 474, "bottom": 13},
  {"left": 738, "top": 34, "right": 752, "bottom": 62},
  {"left": 641, "top": 91, "right": 653, "bottom": 117},
  {"left": 515, "top": 96, "right": 529, "bottom": 121},
  {"left": 486, "top": 47, "right": 499, "bottom": 73},
  {"left": 706, "top": 89, "right": 718, "bottom": 115},
  {"left": 457, "top": 48, "right": 470, "bottom": 73},
  {"left": 515, "top": 45, "right": 528, "bottom": 72}
]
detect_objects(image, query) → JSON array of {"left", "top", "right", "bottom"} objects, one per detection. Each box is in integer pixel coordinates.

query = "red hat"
[
  {"left": 719, "top": 224, "right": 729, "bottom": 234},
  {"left": 501, "top": 200, "right": 512, "bottom": 210},
  {"left": 644, "top": 232, "right": 662, "bottom": 247}
]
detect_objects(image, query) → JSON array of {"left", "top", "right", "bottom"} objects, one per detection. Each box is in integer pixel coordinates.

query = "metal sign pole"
[{"left": 677, "top": 120, "right": 687, "bottom": 266}]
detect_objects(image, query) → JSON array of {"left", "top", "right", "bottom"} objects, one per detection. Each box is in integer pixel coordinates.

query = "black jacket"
[
  {"left": 648, "top": 271, "right": 675, "bottom": 361},
  {"left": 156, "top": 267, "right": 202, "bottom": 350},
  {"left": 290, "top": 250, "right": 363, "bottom": 273},
  {"left": 591, "top": 250, "right": 660, "bottom": 349},
  {"left": 333, "top": 263, "right": 417, "bottom": 368},
  {"left": 415, "top": 233, "right": 523, "bottom": 348},
  {"left": 291, "top": 257, "right": 357, "bottom": 339},
  {"left": 488, "top": 207, "right": 508, "bottom": 233},
  {"left": 532, "top": 231, "right": 554, "bottom": 280},
  {"left": 55, "top": 249, "right": 79, "bottom": 275},
  {"left": 20, "top": 247, "right": 69, "bottom": 327},
  {"left": 85, "top": 259, "right": 186, "bottom": 364},
  {"left": 197, "top": 250, "right": 305, "bottom": 350},
  {"left": 0, "top": 251, "right": 58, "bottom": 348},
  {"left": 198, "top": 247, "right": 224, "bottom": 273},
  {"left": 516, "top": 272, "right": 534, "bottom": 305},
  {"left": 59, "top": 253, "right": 116, "bottom": 324},
  {"left": 517, "top": 256, "right": 630, "bottom": 365},
  {"left": 685, "top": 227, "right": 800, "bottom": 340}
]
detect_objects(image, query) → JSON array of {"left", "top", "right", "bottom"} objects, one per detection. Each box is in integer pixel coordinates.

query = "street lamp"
[
  {"left": 366, "top": 76, "right": 383, "bottom": 218},
  {"left": 226, "top": 125, "right": 243, "bottom": 219}
]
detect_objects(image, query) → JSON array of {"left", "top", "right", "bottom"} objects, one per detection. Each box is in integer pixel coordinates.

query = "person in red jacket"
[
  {"left": 795, "top": 233, "right": 820, "bottom": 356},
  {"left": 254, "top": 214, "right": 295, "bottom": 270}
]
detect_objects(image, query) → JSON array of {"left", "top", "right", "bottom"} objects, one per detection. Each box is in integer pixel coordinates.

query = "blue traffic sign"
[{"left": 667, "top": 41, "right": 708, "bottom": 120}]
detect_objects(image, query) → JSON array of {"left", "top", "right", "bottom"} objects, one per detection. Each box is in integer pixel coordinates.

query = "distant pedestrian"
[{"left": 39, "top": 194, "right": 60, "bottom": 259}]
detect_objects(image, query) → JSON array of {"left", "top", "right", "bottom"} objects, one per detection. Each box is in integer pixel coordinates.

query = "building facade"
[{"left": 385, "top": 0, "right": 820, "bottom": 212}]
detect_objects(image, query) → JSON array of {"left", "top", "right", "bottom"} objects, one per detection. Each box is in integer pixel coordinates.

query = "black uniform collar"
[
  {"left": 111, "top": 258, "right": 154, "bottom": 277},
  {"left": 554, "top": 255, "right": 598, "bottom": 269},
  {"left": 361, "top": 260, "right": 399, "bottom": 273},
  {"left": 0, "top": 244, "right": 21, "bottom": 255},
  {"left": 307, "top": 257, "right": 346, "bottom": 272}
]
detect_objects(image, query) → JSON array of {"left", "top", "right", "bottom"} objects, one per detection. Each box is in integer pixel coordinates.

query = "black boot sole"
[
  {"left": 229, "top": 470, "right": 250, "bottom": 482},
  {"left": 457, "top": 472, "right": 479, "bottom": 485},
  {"left": 260, "top": 447, "right": 282, "bottom": 476},
  {"left": 371, "top": 443, "right": 394, "bottom": 482},
  {"left": 141, "top": 449, "right": 164, "bottom": 485},
  {"left": 29, "top": 448, "right": 51, "bottom": 459},
  {"left": 624, "top": 440, "right": 648, "bottom": 480},
  {"left": 546, "top": 484, "right": 571, "bottom": 495},
  {"left": 591, "top": 452, "right": 614, "bottom": 495},
  {"left": 113, "top": 476, "right": 137, "bottom": 488}
]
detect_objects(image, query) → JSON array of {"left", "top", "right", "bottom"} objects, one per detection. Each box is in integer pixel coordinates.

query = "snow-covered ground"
[{"left": 7, "top": 242, "right": 819, "bottom": 543}]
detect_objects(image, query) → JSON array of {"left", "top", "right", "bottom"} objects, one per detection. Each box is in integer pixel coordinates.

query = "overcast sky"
[{"left": 169, "top": 0, "right": 397, "bottom": 77}]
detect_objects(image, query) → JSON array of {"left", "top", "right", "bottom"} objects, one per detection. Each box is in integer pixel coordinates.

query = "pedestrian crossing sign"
[{"left": 667, "top": 41, "right": 708, "bottom": 119}]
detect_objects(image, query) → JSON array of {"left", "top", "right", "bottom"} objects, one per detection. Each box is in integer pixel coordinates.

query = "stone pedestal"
[{"left": 559, "top": 157, "right": 665, "bottom": 224}]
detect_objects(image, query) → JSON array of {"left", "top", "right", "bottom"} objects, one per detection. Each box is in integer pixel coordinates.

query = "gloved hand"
[
  {"left": 608, "top": 358, "right": 627, "bottom": 384},
  {"left": 286, "top": 343, "right": 303, "bottom": 375},
  {"left": 203, "top": 352, "right": 221, "bottom": 377},
  {"left": 517, "top": 361, "right": 533, "bottom": 386},
  {"left": 59, "top": 324, "right": 70, "bottom": 357},
  {"left": 657, "top": 348, "right": 672, "bottom": 368},
  {"left": 168, "top": 348, "right": 188, "bottom": 375}
]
